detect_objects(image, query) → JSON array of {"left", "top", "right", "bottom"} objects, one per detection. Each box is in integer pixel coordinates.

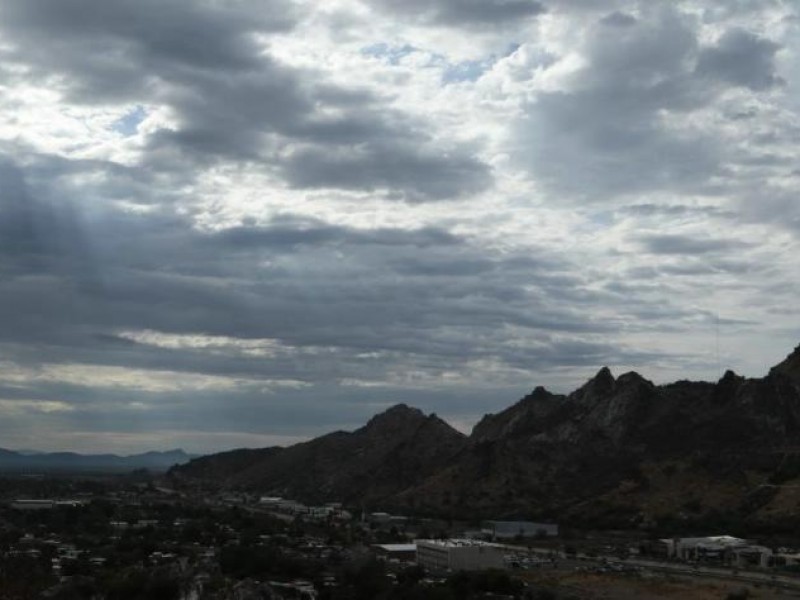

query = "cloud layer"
[{"left": 0, "top": 0, "right": 798, "bottom": 452}]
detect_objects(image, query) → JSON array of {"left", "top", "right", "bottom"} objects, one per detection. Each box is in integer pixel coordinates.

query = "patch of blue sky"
[
  {"left": 441, "top": 44, "right": 520, "bottom": 84},
  {"left": 442, "top": 59, "right": 490, "bottom": 83},
  {"left": 113, "top": 105, "right": 147, "bottom": 136},
  {"left": 361, "top": 41, "right": 521, "bottom": 84},
  {"left": 361, "top": 43, "right": 417, "bottom": 65},
  {"left": 587, "top": 210, "right": 616, "bottom": 227},
  {"left": 503, "top": 42, "right": 522, "bottom": 58}
]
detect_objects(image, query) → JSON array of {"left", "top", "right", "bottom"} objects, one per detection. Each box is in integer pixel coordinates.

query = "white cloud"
[
  {"left": 0, "top": 361, "right": 308, "bottom": 394},
  {"left": 0, "top": 399, "right": 75, "bottom": 415}
]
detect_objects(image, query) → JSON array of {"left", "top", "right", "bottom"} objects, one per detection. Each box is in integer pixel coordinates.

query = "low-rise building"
[
  {"left": 11, "top": 499, "right": 55, "bottom": 510},
  {"left": 481, "top": 521, "right": 559, "bottom": 540},
  {"left": 369, "top": 512, "right": 392, "bottom": 525},
  {"left": 134, "top": 519, "right": 159, "bottom": 529},
  {"left": 10, "top": 499, "right": 84, "bottom": 510},
  {"left": 659, "top": 536, "right": 772, "bottom": 568},
  {"left": 372, "top": 543, "right": 417, "bottom": 562},
  {"left": 416, "top": 539, "right": 505, "bottom": 572},
  {"left": 259, "top": 496, "right": 283, "bottom": 507},
  {"left": 772, "top": 552, "right": 800, "bottom": 568},
  {"left": 268, "top": 580, "right": 317, "bottom": 600}
]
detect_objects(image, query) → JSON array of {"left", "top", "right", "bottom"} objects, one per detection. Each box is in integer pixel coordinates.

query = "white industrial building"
[
  {"left": 660, "top": 536, "right": 772, "bottom": 568},
  {"left": 416, "top": 539, "right": 505, "bottom": 572}
]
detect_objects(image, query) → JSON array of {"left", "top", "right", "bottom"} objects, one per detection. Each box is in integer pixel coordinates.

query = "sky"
[{"left": 0, "top": 0, "right": 799, "bottom": 454}]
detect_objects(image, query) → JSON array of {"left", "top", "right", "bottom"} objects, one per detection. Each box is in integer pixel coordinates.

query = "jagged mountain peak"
[
  {"left": 591, "top": 366, "right": 615, "bottom": 388},
  {"left": 529, "top": 385, "right": 552, "bottom": 399},
  {"left": 716, "top": 369, "right": 745, "bottom": 389},
  {"left": 358, "top": 403, "right": 465, "bottom": 444},
  {"left": 383, "top": 402, "right": 418, "bottom": 414},
  {"left": 719, "top": 369, "right": 742, "bottom": 382},
  {"left": 571, "top": 366, "right": 616, "bottom": 402},
  {"left": 615, "top": 371, "right": 652, "bottom": 388},
  {"left": 770, "top": 344, "right": 800, "bottom": 383},
  {"left": 362, "top": 403, "right": 426, "bottom": 429},
  {"left": 596, "top": 365, "right": 613, "bottom": 376},
  {"left": 471, "top": 385, "right": 563, "bottom": 442},
  {"left": 708, "top": 370, "right": 747, "bottom": 404}
]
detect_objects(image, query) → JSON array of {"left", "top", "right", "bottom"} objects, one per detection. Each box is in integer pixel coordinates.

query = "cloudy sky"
[{"left": 0, "top": 0, "right": 798, "bottom": 454}]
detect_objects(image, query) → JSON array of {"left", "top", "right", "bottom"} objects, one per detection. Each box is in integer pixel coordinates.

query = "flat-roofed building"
[
  {"left": 482, "top": 521, "right": 559, "bottom": 540},
  {"left": 416, "top": 539, "right": 505, "bottom": 572},
  {"left": 372, "top": 543, "right": 417, "bottom": 562},
  {"left": 660, "top": 536, "right": 772, "bottom": 567},
  {"left": 773, "top": 552, "right": 800, "bottom": 568},
  {"left": 259, "top": 496, "right": 283, "bottom": 507},
  {"left": 11, "top": 499, "right": 55, "bottom": 510}
]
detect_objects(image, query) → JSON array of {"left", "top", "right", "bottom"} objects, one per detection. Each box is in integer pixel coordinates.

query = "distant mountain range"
[
  {"left": 171, "top": 344, "right": 800, "bottom": 530},
  {"left": 0, "top": 448, "right": 195, "bottom": 473}
]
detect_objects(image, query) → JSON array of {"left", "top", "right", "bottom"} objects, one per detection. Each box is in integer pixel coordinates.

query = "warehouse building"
[{"left": 416, "top": 539, "right": 505, "bottom": 572}]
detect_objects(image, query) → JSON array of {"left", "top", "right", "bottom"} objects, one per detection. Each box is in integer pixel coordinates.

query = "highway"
[{"left": 500, "top": 544, "right": 800, "bottom": 591}]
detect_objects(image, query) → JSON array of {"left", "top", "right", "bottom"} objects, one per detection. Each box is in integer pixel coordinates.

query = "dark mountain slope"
[
  {"left": 399, "top": 347, "right": 800, "bottom": 522},
  {"left": 172, "top": 344, "right": 800, "bottom": 527},
  {"left": 169, "top": 447, "right": 283, "bottom": 481},
  {"left": 771, "top": 343, "right": 800, "bottom": 383},
  {"left": 171, "top": 404, "right": 467, "bottom": 505}
]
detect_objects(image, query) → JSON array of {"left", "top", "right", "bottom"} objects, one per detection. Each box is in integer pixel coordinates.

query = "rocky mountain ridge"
[
  {"left": 173, "top": 403, "right": 466, "bottom": 505},
  {"left": 171, "top": 344, "right": 800, "bottom": 528}
]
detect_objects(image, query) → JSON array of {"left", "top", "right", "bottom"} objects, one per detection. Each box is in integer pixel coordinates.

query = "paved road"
[{"left": 501, "top": 544, "right": 800, "bottom": 590}]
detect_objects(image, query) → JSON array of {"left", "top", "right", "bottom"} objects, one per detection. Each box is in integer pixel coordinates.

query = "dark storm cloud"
[
  {"left": 211, "top": 219, "right": 462, "bottom": 250},
  {"left": 518, "top": 7, "right": 785, "bottom": 201},
  {"left": 728, "top": 184, "right": 800, "bottom": 238},
  {"left": 0, "top": 0, "right": 492, "bottom": 201},
  {"left": 599, "top": 11, "right": 637, "bottom": 27},
  {"left": 0, "top": 159, "right": 102, "bottom": 284},
  {"left": 697, "top": 28, "right": 784, "bottom": 91},
  {"left": 659, "top": 259, "right": 755, "bottom": 276},
  {"left": 281, "top": 143, "right": 492, "bottom": 201},
  {"left": 498, "top": 337, "right": 665, "bottom": 370},
  {"left": 621, "top": 204, "right": 734, "bottom": 219},
  {"left": 0, "top": 0, "right": 293, "bottom": 103},
  {"left": 0, "top": 377, "right": 503, "bottom": 443},
  {"left": 639, "top": 234, "right": 751, "bottom": 255},
  {"left": 4, "top": 0, "right": 290, "bottom": 66},
  {"left": 367, "top": 0, "right": 545, "bottom": 26},
  {"left": 620, "top": 256, "right": 755, "bottom": 283},
  {"left": 546, "top": 0, "right": 625, "bottom": 12},
  {"left": 0, "top": 153, "right": 678, "bottom": 400},
  {"left": 519, "top": 7, "right": 718, "bottom": 199}
]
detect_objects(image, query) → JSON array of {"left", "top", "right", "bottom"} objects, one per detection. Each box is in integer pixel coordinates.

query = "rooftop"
[{"left": 416, "top": 538, "right": 503, "bottom": 549}]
